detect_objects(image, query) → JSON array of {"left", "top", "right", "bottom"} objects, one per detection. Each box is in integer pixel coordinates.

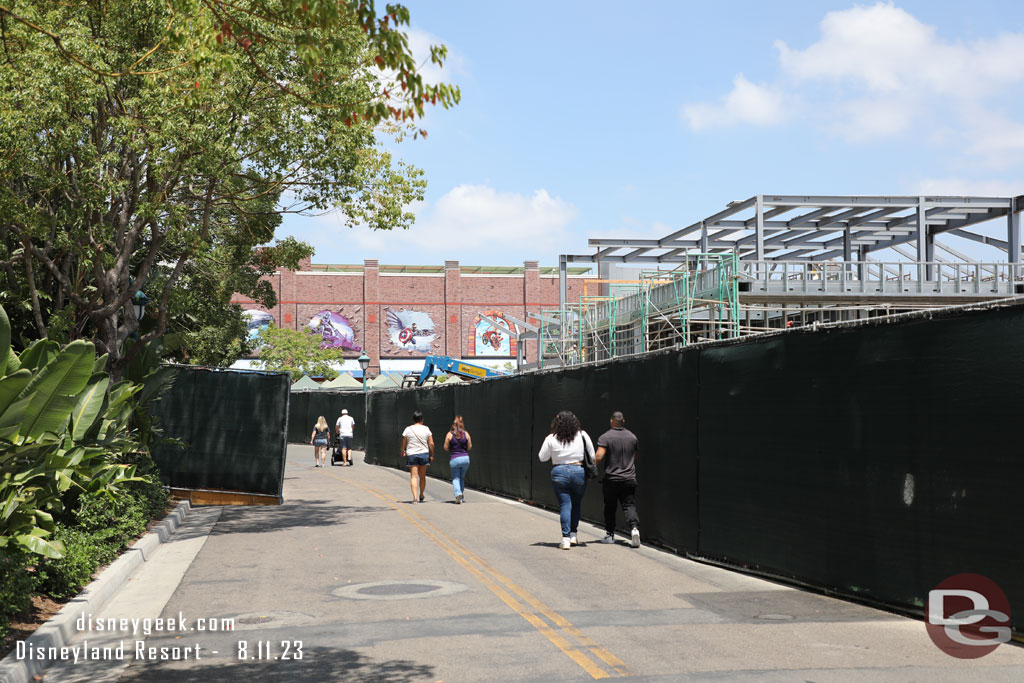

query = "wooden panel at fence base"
[{"left": 170, "top": 487, "right": 282, "bottom": 506}]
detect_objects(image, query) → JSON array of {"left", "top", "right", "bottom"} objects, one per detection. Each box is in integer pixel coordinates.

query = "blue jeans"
[
  {"left": 550, "top": 465, "right": 586, "bottom": 537},
  {"left": 450, "top": 455, "right": 470, "bottom": 498}
]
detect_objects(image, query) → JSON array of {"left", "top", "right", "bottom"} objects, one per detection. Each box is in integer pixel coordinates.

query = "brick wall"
[{"left": 234, "top": 259, "right": 590, "bottom": 365}]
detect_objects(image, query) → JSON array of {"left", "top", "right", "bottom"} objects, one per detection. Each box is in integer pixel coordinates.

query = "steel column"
[
  {"left": 558, "top": 254, "right": 568, "bottom": 309},
  {"left": 1008, "top": 199, "right": 1021, "bottom": 281},
  {"left": 755, "top": 196, "right": 765, "bottom": 261},
  {"left": 917, "top": 198, "right": 932, "bottom": 281}
]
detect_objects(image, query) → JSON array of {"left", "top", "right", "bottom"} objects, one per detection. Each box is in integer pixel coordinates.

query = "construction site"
[{"left": 536, "top": 194, "right": 1024, "bottom": 367}]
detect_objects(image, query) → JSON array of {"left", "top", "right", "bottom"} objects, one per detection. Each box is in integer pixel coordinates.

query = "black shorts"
[{"left": 338, "top": 436, "right": 352, "bottom": 449}]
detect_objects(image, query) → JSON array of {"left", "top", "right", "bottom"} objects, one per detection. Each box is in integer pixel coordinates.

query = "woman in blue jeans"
[
  {"left": 538, "top": 411, "right": 594, "bottom": 549},
  {"left": 444, "top": 415, "right": 473, "bottom": 504}
]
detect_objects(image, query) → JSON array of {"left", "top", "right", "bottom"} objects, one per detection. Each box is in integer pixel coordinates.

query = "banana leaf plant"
[{"left": 0, "top": 304, "right": 168, "bottom": 559}]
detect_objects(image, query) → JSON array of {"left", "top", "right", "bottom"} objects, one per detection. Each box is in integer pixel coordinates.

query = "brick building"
[{"left": 233, "top": 258, "right": 590, "bottom": 373}]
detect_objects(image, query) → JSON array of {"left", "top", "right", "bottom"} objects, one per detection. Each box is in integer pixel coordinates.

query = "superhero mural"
[
  {"left": 307, "top": 310, "right": 362, "bottom": 351},
  {"left": 384, "top": 307, "right": 437, "bottom": 354},
  {"left": 468, "top": 310, "right": 519, "bottom": 357}
]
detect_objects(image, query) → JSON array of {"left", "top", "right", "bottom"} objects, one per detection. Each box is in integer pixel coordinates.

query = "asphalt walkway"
[{"left": 42, "top": 446, "right": 1024, "bottom": 682}]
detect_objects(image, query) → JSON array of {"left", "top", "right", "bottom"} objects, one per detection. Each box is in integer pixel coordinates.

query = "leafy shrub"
[
  {"left": 35, "top": 527, "right": 103, "bottom": 600},
  {"left": 0, "top": 554, "right": 38, "bottom": 639}
]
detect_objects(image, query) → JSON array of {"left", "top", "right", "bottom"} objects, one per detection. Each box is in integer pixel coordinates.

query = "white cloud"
[
  {"left": 682, "top": 74, "right": 786, "bottom": 131},
  {"left": 322, "top": 184, "right": 580, "bottom": 263},
  {"left": 776, "top": 4, "right": 1024, "bottom": 98},
  {"left": 422, "top": 185, "right": 577, "bottom": 249},
  {"left": 914, "top": 178, "right": 1024, "bottom": 197},
  {"left": 683, "top": 3, "right": 1024, "bottom": 167},
  {"left": 405, "top": 27, "right": 467, "bottom": 86}
]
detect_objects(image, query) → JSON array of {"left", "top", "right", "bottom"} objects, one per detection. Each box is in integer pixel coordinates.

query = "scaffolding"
[{"left": 538, "top": 254, "right": 741, "bottom": 367}]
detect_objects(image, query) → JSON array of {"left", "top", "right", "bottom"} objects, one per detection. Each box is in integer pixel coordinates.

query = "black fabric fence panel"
[
  {"left": 527, "top": 353, "right": 699, "bottom": 549},
  {"left": 358, "top": 301, "right": 1024, "bottom": 629},
  {"left": 364, "top": 386, "right": 455, "bottom": 471},
  {"left": 288, "top": 390, "right": 367, "bottom": 451},
  {"left": 285, "top": 391, "right": 310, "bottom": 443},
  {"left": 451, "top": 376, "right": 536, "bottom": 501},
  {"left": 150, "top": 366, "right": 289, "bottom": 497},
  {"left": 698, "top": 303, "right": 1024, "bottom": 630}
]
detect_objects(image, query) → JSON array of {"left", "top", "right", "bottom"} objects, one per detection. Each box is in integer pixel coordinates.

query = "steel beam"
[{"left": 948, "top": 229, "right": 1009, "bottom": 251}]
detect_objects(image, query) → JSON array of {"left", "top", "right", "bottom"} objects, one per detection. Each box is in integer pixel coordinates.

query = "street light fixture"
[{"left": 357, "top": 351, "right": 370, "bottom": 394}]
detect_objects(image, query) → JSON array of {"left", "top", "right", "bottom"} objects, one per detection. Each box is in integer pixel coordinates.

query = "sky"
[{"left": 276, "top": 1, "right": 1024, "bottom": 269}]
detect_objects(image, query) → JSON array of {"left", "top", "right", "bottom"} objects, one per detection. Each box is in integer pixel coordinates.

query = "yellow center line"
[
  {"left": 446, "top": 536, "right": 632, "bottom": 677},
  {"left": 310, "top": 465, "right": 625, "bottom": 679}
]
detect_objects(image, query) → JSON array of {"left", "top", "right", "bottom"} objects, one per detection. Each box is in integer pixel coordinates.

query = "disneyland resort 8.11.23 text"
[{"left": 15, "top": 612, "right": 304, "bottom": 663}]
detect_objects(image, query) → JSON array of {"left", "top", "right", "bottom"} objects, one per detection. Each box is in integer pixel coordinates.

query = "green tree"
[
  {"left": 252, "top": 326, "right": 347, "bottom": 379},
  {"left": 0, "top": 1, "right": 455, "bottom": 375}
]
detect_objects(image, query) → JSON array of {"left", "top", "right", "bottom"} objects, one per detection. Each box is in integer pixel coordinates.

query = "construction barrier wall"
[
  {"left": 363, "top": 301, "right": 1024, "bottom": 630},
  {"left": 149, "top": 366, "right": 290, "bottom": 498},
  {"left": 287, "top": 390, "right": 367, "bottom": 451}
]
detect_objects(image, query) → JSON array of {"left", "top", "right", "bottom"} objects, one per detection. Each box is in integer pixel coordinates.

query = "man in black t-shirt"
[{"left": 595, "top": 411, "right": 641, "bottom": 547}]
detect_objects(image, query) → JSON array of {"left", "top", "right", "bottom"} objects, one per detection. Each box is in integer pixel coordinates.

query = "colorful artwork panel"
[
  {"left": 384, "top": 307, "right": 437, "bottom": 353},
  {"left": 469, "top": 311, "right": 519, "bottom": 357},
  {"left": 308, "top": 310, "right": 362, "bottom": 351}
]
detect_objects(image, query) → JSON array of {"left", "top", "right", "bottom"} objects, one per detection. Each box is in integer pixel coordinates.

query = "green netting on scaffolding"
[{"left": 639, "top": 253, "right": 740, "bottom": 350}]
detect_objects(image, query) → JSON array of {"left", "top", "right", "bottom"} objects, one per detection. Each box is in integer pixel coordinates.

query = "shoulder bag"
[{"left": 581, "top": 432, "right": 599, "bottom": 480}]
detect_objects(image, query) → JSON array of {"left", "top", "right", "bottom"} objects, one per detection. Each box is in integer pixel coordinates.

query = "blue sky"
[{"left": 278, "top": 1, "right": 1024, "bottom": 268}]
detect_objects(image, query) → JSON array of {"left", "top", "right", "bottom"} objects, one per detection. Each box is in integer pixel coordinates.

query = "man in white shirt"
[{"left": 335, "top": 409, "right": 356, "bottom": 466}]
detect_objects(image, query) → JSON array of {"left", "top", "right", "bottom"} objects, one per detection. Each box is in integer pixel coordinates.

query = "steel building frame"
[{"left": 558, "top": 194, "right": 1023, "bottom": 306}]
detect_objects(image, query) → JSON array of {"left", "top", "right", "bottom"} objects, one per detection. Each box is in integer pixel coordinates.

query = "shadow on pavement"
[
  {"left": 209, "top": 502, "right": 392, "bottom": 535},
  {"left": 120, "top": 647, "right": 436, "bottom": 682}
]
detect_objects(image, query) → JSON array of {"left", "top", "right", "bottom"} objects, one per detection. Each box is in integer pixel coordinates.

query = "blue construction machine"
[{"left": 409, "top": 355, "right": 509, "bottom": 387}]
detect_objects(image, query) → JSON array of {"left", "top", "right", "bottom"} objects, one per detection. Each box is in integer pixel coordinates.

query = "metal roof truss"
[{"left": 569, "top": 195, "right": 1023, "bottom": 265}]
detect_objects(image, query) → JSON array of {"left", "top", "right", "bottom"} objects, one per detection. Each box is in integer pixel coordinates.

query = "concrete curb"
[{"left": 0, "top": 500, "right": 192, "bottom": 683}]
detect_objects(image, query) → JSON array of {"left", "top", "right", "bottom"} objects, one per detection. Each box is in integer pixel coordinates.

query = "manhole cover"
[
  {"left": 756, "top": 613, "right": 795, "bottom": 621},
  {"left": 333, "top": 580, "right": 468, "bottom": 601}
]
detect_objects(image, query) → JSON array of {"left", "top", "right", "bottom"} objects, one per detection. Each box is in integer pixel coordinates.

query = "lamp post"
[
  {"left": 131, "top": 290, "right": 149, "bottom": 321},
  {"left": 130, "top": 290, "right": 149, "bottom": 340},
  {"left": 357, "top": 351, "right": 370, "bottom": 394}
]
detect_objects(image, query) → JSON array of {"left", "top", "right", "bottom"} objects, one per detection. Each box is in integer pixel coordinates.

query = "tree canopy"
[
  {"left": 0, "top": 0, "right": 457, "bottom": 374},
  {"left": 252, "top": 326, "right": 347, "bottom": 379}
]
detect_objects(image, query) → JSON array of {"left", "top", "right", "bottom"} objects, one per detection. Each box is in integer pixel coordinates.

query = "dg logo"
[{"left": 926, "top": 573, "right": 1012, "bottom": 659}]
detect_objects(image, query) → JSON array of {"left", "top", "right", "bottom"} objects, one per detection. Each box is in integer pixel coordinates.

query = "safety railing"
[{"left": 735, "top": 261, "right": 1024, "bottom": 297}]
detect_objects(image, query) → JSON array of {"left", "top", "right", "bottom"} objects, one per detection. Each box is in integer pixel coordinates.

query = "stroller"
[{"left": 330, "top": 433, "right": 344, "bottom": 466}]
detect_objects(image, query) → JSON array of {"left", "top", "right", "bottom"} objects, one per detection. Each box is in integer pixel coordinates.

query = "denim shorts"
[
  {"left": 338, "top": 436, "right": 353, "bottom": 449},
  {"left": 406, "top": 453, "right": 430, "bottom": 467}
]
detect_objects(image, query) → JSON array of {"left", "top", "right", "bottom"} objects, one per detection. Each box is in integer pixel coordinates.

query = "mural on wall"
[
  {"left": 242, "top": 309, "right": 274, "bottom": 343},
  {"left": 307, "top": 310, "right": 362, "bottom": 351},
  {"left": 469, "top": 310, "right": 519, "bottom": 357},
  {"left": 385, "top": 307, "right": 436, "bottom": 353}
]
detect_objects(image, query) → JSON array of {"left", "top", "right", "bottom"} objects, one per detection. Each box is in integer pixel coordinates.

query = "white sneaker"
[
  {"left": 601, "top": 535, "right": 615, "bottom": 544},
  {"left": 559, "top": 537, "right": 571, "bottom": 550},
  {"left": 631, "top": 528, "right": 641, "bottom": 548},
  {"left": 569, "top": 534, "right": 578, "bottom": 546}
]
